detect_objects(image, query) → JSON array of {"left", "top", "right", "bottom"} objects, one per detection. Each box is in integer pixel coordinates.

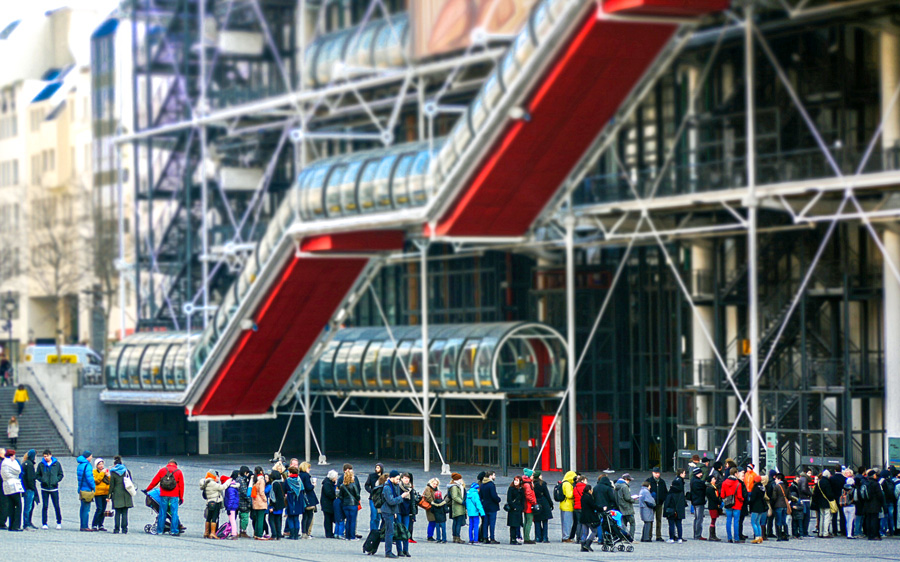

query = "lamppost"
[{"left": 4, "top": 291, "right": 16, "bottom": 383}]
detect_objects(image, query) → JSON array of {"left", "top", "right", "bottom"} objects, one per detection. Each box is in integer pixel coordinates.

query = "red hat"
[{"left": 4, "top": 449, "right": 15, "bottom": 457}]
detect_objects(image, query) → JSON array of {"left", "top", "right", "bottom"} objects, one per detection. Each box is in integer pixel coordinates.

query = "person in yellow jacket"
[
  {"left": 13, "top": 384, "right": 29, "bottom": 415},
  {"left": 560, "top": 470, "right": 576, "bottom": 542},
  {"left": 92, "top": 458, "right": 111, "bottom": 531}
]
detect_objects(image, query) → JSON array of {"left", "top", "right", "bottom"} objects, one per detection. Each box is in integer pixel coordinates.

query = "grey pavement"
[{"left": 3, "top": 455, "right": 899, "bottom": 561}]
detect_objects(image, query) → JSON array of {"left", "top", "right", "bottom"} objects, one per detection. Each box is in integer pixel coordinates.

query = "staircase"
[{"left": 0, "top": 386, "right": 70, "bottom": 455}]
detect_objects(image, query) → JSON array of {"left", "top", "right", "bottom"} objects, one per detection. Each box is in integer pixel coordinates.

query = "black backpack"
[
  {"left": 553, "top": 480, "right": 566, "bottom": 502},
  {"left": 372, "top": 485, "right": 384, "bottom": 509},
  {"left": 160, "top": 469, "right": 177, "bottom": 492}
]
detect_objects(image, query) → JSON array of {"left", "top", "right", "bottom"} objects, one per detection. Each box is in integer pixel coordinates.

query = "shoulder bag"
[{"left": 79, "top": 467, "right": 95, "bottom": 503}]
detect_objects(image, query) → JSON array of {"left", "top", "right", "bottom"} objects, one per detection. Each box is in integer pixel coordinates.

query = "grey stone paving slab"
[{"left": 3, "top": 455, "right": 898, "bottom": 561}]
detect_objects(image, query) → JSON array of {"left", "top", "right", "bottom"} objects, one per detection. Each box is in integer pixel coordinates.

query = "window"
[
  {"left": 0, "top": 160, "right": 17, "bottom": 186},
  {"left": 71, "top": 147, "right": 76, "bottom": 178},
  {"left": 31, "top": 154, "right": 40, "bottom": 184}
]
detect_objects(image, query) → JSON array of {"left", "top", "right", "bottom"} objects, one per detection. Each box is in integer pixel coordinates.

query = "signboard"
[
  {"left": 888, "top": 436, "right": 900, "bottom": 468},
  {"left": 410, "top": 0, "right": 532, "bottom": 60},
  {"left": 765, "top": 432, "right": 777, "bottom": 473}
]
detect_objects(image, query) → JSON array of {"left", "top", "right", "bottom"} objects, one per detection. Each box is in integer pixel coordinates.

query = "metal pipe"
[
  {"left": 420, "top": 241, "right": 430, "bottom": 472},
  {"left": 565, "top": 209, "right": 577, "bottom": 471},
  {"left": 745, "top": 6, "right": 761, "bottom": 471},
  {"left": 199, "top": 0, "right": 210, "bottom": 329}
]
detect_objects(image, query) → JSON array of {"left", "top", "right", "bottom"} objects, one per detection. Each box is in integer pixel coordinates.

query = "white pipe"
[
  {"left": 565, "top": 211, "right": 577, "bottom": 471},
  {"left": 420, "top": 241, "right": 430, "bottom": 473},
  {"left": 745, "top": 6, "right": 761, "bottom": 470}
]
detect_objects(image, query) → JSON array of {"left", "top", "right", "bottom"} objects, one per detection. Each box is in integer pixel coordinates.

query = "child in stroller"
[
  {"left": 143, "top": 489, "right": 187, "bottom": 535},
  {"left": 599, "top": 509, "right": 635, "bottom": 552}
]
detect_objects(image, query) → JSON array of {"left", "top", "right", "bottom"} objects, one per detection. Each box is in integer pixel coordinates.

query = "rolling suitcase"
[{"left": 363, "top": 528, "right": 384, "bottom": 555}]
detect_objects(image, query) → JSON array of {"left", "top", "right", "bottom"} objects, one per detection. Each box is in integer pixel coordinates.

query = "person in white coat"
[{"left": 1, "top": 449, "right": 24, "bottom": 531}]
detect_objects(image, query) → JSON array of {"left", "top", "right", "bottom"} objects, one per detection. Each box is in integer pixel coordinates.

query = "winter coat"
[
  {"left": 251, "top": 476, "right": 268, "bottom": 510},
  {"left": 522, "top": 476, "right": 536, "bottom": 514},
  {"left": 573, "top": 481, "right": 587, "bottom": 510},
  {"left": 879, "top": 470, "right": 896, "bottom": 504},
  {"left": 93, "top": 468, "right": 110, "bottom": 495},
  {"left": 299, "top": 472, "right": 318, "bottom": 508},
  {"left": 1, "top": 457, "right": 23, "bottom": 495},
  {"left": 108, "top": 465, "right": 134, "bottom": 509},
  {"left": 449, "top": 481, "right": 467, "bottom": 519},
  {"left": 466, "top": 482, "right": 485, "bottom": 516},
  {"left": 796, "top": 475, "right": 812, "bottom": 500},
  {"left": 201, "top": 477, "right": 227, "bottom": 504},
  {"left": 615, "top": 479, "right": 635, "bottom": 516},
  {"left": 720, "top": 476, "right": 744, "bottom": 511},
  {"left": 21, "top": 456, "right": 36, "bottom": 493},
  {"left": 339, "top": 479, "right": 361, "bottom": 509},
  {"left": 593, "top": 476, "right": 617, "bottom": 513},
  {"left": 506, "top": 484, "right": 525, "bottom": 528},
  {"left": 381, "top": 480, "right": 403, "bottom": 516},
  {"left": 236, "top": 473, "right": 252, "bottom": 512},
  {"left": 321, "top": 478, "right": 337, "bottom": 514},
  {"left": 748, "top": 485, "right": 767, "bottom": 513},
  {"left": 223, "top": 480, "right": 241, "bottom": 512},
  {"left": 423, "top": 484, "right": 438, "bottom": 522},
  {"left": 76, "top": 455, "right": 95, "bottom": 493},
  {"left": 772, "top": 481, "right": 790, "bottom": 510},
  {"left": 643, "top": 476, "right": 668, "bottom": 506},
  {"left": 744, "top": 469, "right": 758, "bottom": 492},
  {"left": 7, "top": 421, "right": 18, "bottom": 439},
  {"left": 146, "top": 462, "right": 184, "bottom": 500},
  {"left": 560, "top": 471, "right": 576, "bottom": 512},
  {"left": 533, "top": 479, "right": 553, "bottom": 521},
  {"left": 268, "top": 480, "right": 286, "bottom": 512},
  {"left": 479, "top": 479, "right": 502, "bottom": 513},
  {"left": 690, "top": 475, "right": 706, "bottom": 506},
  {"left": 663, "top": 477, "right": 687, "bottom": 520},
  {"left": 811, "top": 479, "right": 834, "bottom": 511},
  {"left": 859, "top": 477, "right": 885, "bottom": 515},
  {"left": 12, "top": 388, "right": 28, "bottom": 403},
  {"left": 365, "top": 464, "right": 384, "bottom": 497},
  {"left": 285, "top": 475, "right": 306, "bottom": 515},
  {"left": 398, "top": 482, "right": 413, "bottom": 517},
  {"left": 35, "top": 456, "right": 64, "bottom": 491},
  {"left": 580, "top": 488, "right": 601, "bottom": 527},
  {"left": 706, "top": 482, "right": 720, "bottom": 511},
  {"left": 638, "top": 487, "right": 656, "bottom": 522}
]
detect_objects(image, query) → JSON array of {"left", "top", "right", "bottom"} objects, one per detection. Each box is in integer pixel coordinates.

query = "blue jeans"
[
  {"left": 23, "top": 490, "right": 35, "bottom": 528},
  {"left": 668, "top": 518, "right": 682, "bottom": 540},
  {"left": 436, "top": 521, "right": 446, "bottom": 541},
  {"left": 775, "top": 507, "right": 787, "bottom": 535},
  {"left": 725, "top": 508, "right": 740, "bottom": 541},
  {"left": 561, "top": 510, "right": 573, "bottom": 539},
  {"left": 369, "top": 499, "right": 380, "bottom": 531},
  {"left": 79, "top": 498, "right": 91, "bottom": 529},
  {"left": 398, "top": 514, "right": 410, "bottom": 553},
  {"left": 485, "top": 511, "right": 498, "bottom": 541},
  {"left": 427, "top": 521, "right": 435, "bottom": 538},
  {"left": 468, "top": 516, "right": 481, "bottom": 542},
  {"left": 383, "top": 513, "right": 396, "bottom": 554},
  {"left": 41, "top": 490, "right": 61, "bottom": 525},
  {"left": 882, "top": 503, "right": 895, "bottom": 534},
  {"left": 800, "top": 500, "right": 811, "bottom": 536},
  {"left": 343, "top": 505, "right": 357, "bottom": 539},
  {"left": 751, "top": 512, "right": 763, "bottom": 538},
  {"left": 157, "top": 495, "right": 179, "bottom": 535},
  {"left": 452, "top": 515, "right": 465, "bottom": 538}
]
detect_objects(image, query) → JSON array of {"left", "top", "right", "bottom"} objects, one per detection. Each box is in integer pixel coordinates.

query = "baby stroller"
[
  {"left": 598, "top": 510, "right": 634, "bottom": 553},
  {"left": 143, "top": 489, "right": 187, "bottom": 535}
]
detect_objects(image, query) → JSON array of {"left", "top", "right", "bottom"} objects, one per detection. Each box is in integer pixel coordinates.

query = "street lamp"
[{"left": 3, "top": 291, "right": 15, "bottom": 383}]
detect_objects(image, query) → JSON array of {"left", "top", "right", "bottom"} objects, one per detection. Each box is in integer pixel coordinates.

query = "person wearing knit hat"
[
  {"left": 107, "top": 456, "right": 134, "bottom": 534},
  {"left": 451, "top": 472, "right": 462, "bottom": 481},
  {"left": 381, "top": 468, "right": 408, "bottom": 556},
  {"left": 200, "top": 469, "right": 226, "bottom": 538},
  {"left": 19, "top": 449, "right": 38, "bottom": 530},
  {"left": 689, "top": 466, "right": 707, "bottom": 540},
  {"left": 91, "top": 457, "right": 110, "bottom": 531},
  {"left": 449, "top": 472, "right": 466, "bottom": 543},
  {"left": 523, "top": 468, "right": 533, "bottom": 478},
  {"left": 75, "top": 450, "right": 95, "bottom": 532}
]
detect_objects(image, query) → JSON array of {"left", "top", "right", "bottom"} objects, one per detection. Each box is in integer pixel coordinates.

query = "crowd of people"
[{"left": 0, "top": 448, "right": 898, "bottom": 557}]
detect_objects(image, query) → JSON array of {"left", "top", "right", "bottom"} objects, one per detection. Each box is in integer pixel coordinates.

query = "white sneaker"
[
  {"left": 42, "top": 525, "right": 48, "bottom": 530},
  {"left": 667, "top": 539, "right": 675, "bottom": 543},
  {"left": 56, "top": 524, "right": 62, "bottom": 530}
]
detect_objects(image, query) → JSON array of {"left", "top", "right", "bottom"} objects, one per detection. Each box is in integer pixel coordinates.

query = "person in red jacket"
[
  {"left": 720, "top": 467, "right": 745, "bottom": 543},
  {"left": 522, "top": 469, "right": 537, "bottom": 544},
  {"left": 568, "top": 475, "right": 587, "bottom": 542},
  {"left": 145, "top": 459, "right": 185, "bottom": 536}
]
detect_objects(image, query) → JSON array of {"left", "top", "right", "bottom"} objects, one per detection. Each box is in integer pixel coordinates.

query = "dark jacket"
[
  {"left": 21, "top": 457, "right": 37, "bottom": 493},
  {"left": 108, "top": 466, "right": 134, "bottom": 510},
  {"left": 321, "top": 478, "right": 337, "bottom": 514},
  {"left": 643, "top": 475, "right": 668, "bottom": 506},
  {"left": 224, "top": 480, "right": 241, "bottom": 512},
  {"left": 506, "top": 484, "right": 525, "bottom": 528},
  {"left": 268, "top": 480, "right": 286, "bottom": 512},
  {"left": 663, "top": 477, "right": 686, "bottom": 520},
  {"left": 285, "top": 475, "right": 305, "bottom": 515},
  {"left": 593, "top": 476, "right": 617, "bottom": 513},
  {"left": 237, "top": 471, "right": 252, "bottom": 512},
  {"left": 380, "top": 480, "right": 403, "bottom": 515},
  {"left": 479, "top": 480, "right": 502, "bottom": 513},
  {"left": 748, "top": 485, "right": 767, "bottom": 513},
  {"left": 35, "top": 456, "right": 64, "bottom": 491},
  {"left": 533, "top": 479, "right": 554, "bottom": 522},
  {"left": 859, "top": 477, "right": 885, "bottom": 515},
  {"left": 299, "top": 472, "right": 318, "bottom": 508},
  {"left": 580, "top": 489, "right": 601, "bottom": 527},
  {"left": 705, "top": 482, "right": 720, "bottom": 511},
  {"left": 796, "top": 475, "right": 812, "bottom": 500},
  {"left": 339, "top": 479, "right": 361, "bottom": 508},
  {"left": 811, "top": 479, "right": 834, "bottom": 511},
  {"left": 830, "top": 471, "right": 847, "bottom": 504},
  {"left": 690, "top": 475, "right": 706, "bottom": 506},
  {"left": 772, "top": 480, "right": 790, "bottom": 510},
  {"left": 364, "top": 464, "right": 384, "bottom": 497}
]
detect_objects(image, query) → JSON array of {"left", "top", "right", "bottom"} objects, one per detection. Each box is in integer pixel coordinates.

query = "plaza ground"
[{"left": 4, "top": 455, "right": 899, "bottom": 561}]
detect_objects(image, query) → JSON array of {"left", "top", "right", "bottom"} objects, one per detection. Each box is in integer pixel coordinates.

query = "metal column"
[
  {"left": 420, "top": 242, "right": 431, "bottom": 472},
  {"left": 565, "top": 211, "right": 577, "bottom": 470},
  {"left": 198, "top": 0, "right": 210, "bottom": 328},
  {"left": 305, "top": 371, "right": 311, "bottom": 463},
  {"left": 441, "top": 396, "right": 447, "bottom": 465},
  {"left": 883, "top": 229, "right": 900, "bottom": 460},
  {"left": 500, "top": 396, "right": 508, "bottom": 477},
  {"left": 745, "top": 7, "right": 761, "bottom": 469}
]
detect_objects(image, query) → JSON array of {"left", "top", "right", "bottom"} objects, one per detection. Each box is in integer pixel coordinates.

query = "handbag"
[
  {"left": 393, "top": 521, "right": 411, "bottom": 542},
  {"left": 79, "top": 467, "right": 95, "bottom": 503},
  {"left": 817, "top": 483, "right": 838, "bottom": 514},
  {"left": 418, "top": 496, "right": 432, "bottom": 510},
  {"left": 722, "top": 490, "right": 736, "bottom": 509}
]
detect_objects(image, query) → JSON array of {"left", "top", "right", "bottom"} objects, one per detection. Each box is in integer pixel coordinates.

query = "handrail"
[{"left": 21, "top": 366, "right": 74, "bottom": 453}]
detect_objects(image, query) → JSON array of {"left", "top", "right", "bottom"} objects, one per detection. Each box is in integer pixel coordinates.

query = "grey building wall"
[{"left": 73, "top": 386, "right": 119, "bottom": 456}]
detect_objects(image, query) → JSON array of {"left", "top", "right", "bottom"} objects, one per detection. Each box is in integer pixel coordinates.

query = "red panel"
[
  {"left": 192, "top": 256, "right": 368, "bottom": 416},
  {"left": 301, "top": 229, "right": 406, "bottom": 253},
  {"left": 603, "top": 0, "right": 729, "bottom": 17},
  {"left": 434, "top": 15, "right": 678, "bottom": 237}
]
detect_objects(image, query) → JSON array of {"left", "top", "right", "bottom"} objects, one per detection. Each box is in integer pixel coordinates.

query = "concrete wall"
[
  {"left": 19, "top": 364, "right": 76, "bottom": 452},
  {"left": 73, "top": 385, "right": 119, "bottom": 457}
]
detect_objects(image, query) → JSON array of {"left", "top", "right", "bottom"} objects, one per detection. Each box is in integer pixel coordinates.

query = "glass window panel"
[
  {"left": 377, "top": 339, "right": 396, "bottom": 388},
  {"left": 373, "top": 153, "right": 398, "bottom": 211},
  {"left": 391, "top": 153, "right": 415, "bottom": 207},
  {"left": 362, "top": 341, "right": 381, "bottom": 387},
  {"left": 347, "top": 341, "right": 367, "bottom": 388},
  {"left": 459, "top": 339, "right": 480, "bottom": 389},
  {"left": 408, "top": 339, "right": 423, "bottom": 390},
  {"left": 324, "top": 164, "right": 347, "bottom": 217},
  {"left": 315, "top": 341, "right": 340, "bottom": 388},
  {"left": 394, "top": 340, "right": 412, "bottom": 389},
  {"left": 476, "top": 338, "right": 496, "bottom": 389},
  {"left": 357, "top": 158, "right": 380, "bottom": 212},
  {"left": 428, "top": 339, "right": 445, "bottom": 389},
  {"left": 334, "top": 342, "right": 352, "bottom": 387},
  {"left": 441, "top": 338, "right": 462, "bottom": 389},
  {"left": 338, "top": 160, "right": 363, "bottom": 214}
]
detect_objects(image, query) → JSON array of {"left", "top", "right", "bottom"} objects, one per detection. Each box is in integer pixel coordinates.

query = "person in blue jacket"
[
  {"left": 479, "top": 471, "right": 502, "bottom": 543},
  {"left": 466, "top": 479, "right": 485, "bottom": 544},
  {"left": 75, "top": 451, "right": 95, "bottom": 532},
  {"left": 381, "top": 469, "right": 409, "bottom": 558}
]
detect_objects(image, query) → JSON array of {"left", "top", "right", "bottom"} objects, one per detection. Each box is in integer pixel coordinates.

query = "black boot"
[{"left": 708, "top": 526, "right": 721, "bottom": 542}]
